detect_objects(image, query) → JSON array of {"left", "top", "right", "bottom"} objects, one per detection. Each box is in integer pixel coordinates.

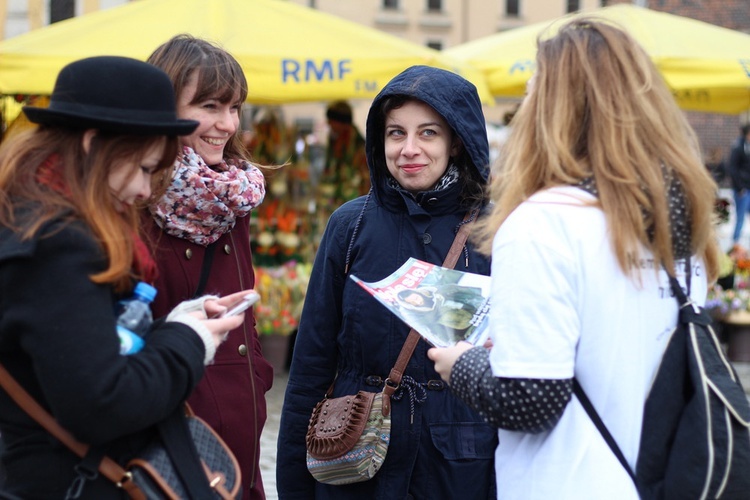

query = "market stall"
[
  {"left": 0, "top": 0, "right": 492, "bottom": 133},
  {"left": 0, "top": 0, "right": 495, "bottom": 363}
]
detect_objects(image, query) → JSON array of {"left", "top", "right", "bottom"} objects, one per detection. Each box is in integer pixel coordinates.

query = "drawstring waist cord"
[{"left": 364, "top": 374, "right": 444, "bottom": 424}]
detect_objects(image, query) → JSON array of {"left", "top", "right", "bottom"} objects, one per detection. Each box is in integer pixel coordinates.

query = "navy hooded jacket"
[{"left": 276, "top": 66, "right": 497, "bottom": 499}]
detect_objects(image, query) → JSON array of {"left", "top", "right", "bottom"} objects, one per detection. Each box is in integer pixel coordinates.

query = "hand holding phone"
[{"left": 222, "top": 291, "right": 260, "bottom": 317}]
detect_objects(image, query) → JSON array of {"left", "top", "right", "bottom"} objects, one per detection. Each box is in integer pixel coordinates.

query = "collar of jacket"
[{"left": 375, "top": 177, "right": 465, "bottom": 216}]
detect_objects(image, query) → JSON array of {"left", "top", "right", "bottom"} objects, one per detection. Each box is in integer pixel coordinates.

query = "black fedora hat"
[{"left": 23, "top": 55, "right": 198, "bottom": 136}]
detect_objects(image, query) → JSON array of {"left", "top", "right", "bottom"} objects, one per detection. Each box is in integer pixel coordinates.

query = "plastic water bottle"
[{"left": 116, "top": 282, "right": 157, "bottom": 355}]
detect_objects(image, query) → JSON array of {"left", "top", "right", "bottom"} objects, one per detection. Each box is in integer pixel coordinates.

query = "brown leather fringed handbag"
[
  {"left": 305, "top": 210, "right": 478, "bottom": 485},
  {"left": 0, "top": 363, "right": 241, "bottom": 499}
]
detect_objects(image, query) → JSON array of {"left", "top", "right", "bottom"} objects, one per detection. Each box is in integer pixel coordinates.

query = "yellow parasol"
[
  {"left": 0, "top": 0, "right": 492, "bottom": 105},
  {"left": 444, "top": 4, "right": 750, "bottom": 114}
]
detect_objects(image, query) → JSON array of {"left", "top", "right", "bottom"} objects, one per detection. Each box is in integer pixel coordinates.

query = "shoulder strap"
[
  {"left": 157, "top": 408, "right": 215, "bottom": 497},
  {"left": 573, "top": 379, "right": 637, "bottom": 484},
  {"left": 382, "top": 209, "right": 479, "bottom": 413},
  {"left": 577, "top": 263, "right": 692, "bottom": 490},
  {"left": 0, "top": 363, "right": 144, "bottom": 498},
  {"left": 192, "top": 242, "right": 218, "bottom": 298}
]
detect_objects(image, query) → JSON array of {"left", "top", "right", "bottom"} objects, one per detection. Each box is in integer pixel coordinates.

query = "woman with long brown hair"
[{"left": 146, "top": 35, "right": 274, "bottom": 499}]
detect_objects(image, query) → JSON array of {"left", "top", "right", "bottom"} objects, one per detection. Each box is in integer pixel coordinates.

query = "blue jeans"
[{"left": 733, "top": 189, "right": 750, "bottom": 242}]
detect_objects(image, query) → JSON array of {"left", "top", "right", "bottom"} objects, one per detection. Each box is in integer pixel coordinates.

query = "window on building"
[
  {"left": 383, "top": 0, "right": 399, "bottom": 9},
  {"left": 427, "top": 0, "right": 443, "bottom": 12},
  {"left": 50, "top": 0, "right": 74, "bottom": 24},
  {"left": 427, "top": 40, "right": 443, "bottom": 50},
  {"left": 506, "top": 0, "right": 520, "bottom": 17},
  {"left": 567, "top": 0, "right": 580, "bottom": 13}
]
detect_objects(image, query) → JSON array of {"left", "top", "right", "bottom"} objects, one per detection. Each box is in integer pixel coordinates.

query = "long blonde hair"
[{"left": 475, "top": 18, "right": 719, "bottom": 281}]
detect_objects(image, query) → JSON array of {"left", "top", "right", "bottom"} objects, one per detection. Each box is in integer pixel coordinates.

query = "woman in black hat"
[{"left": 0, "top": 56, "right": 252, "bottom": 498}]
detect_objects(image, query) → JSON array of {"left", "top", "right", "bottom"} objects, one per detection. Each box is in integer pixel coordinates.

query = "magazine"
[{"left": 350, "top": 257, "right": 491, "bottom": 348}]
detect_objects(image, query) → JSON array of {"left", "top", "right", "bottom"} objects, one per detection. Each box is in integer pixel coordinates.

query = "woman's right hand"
[
  {"left": 194, "top": 291, "right": 254, "bottom": 348},
  {"left": 167, "top": 290, "right": 255, "bottom": 362},
  {"left": 188, "top": 311, "right": 244, "bottom": 349}
]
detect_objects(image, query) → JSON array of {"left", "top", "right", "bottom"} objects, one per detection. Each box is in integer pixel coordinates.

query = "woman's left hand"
[{"left": 427, "top": 341, "right": 474, "bottom": 383}]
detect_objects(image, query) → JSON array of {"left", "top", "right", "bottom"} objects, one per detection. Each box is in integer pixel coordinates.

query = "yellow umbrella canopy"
[
  {"left": 0, "top": 0, "right": 492, "bottom": 104},
  {"left": 444, "top": 4, "right": 750, "bottom": 114}
]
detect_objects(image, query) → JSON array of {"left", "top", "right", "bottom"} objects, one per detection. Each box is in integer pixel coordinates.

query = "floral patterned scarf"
[{"left": 150, "top": 146, "right": 266, "bottom": 246}]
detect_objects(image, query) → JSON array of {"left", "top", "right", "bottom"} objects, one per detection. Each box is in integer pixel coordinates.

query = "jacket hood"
[{"left": 365, "top": 65, "right": 490, "bottom": 194}]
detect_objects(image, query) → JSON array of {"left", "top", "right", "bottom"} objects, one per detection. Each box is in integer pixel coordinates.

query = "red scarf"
[{"left": 36, "top": 155, "right": 157, "bottom": 283}]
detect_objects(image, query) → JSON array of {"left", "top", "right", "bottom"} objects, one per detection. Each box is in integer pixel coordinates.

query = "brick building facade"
[{"left": 607, "top": 0, "right": 750, "bottom": 172}]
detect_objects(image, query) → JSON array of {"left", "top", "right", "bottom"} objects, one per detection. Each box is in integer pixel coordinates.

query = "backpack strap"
[
  {"left": 576, "top": 261, "right": 693, "bottom": 491},
  {"left": 573, "top": 379, "right": 637, "bottom": 484}
]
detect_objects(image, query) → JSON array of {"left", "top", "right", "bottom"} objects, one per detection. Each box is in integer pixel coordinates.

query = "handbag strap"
[
  {"left": 0, "top": 363, "right": 145, "bottom": 499},
  {"left": 157, "top": 407, "right": 215, "bottom": 498},
  {"left": 381, "top": 209, "right": 479, "bottom": 411},
  {"left": 192, "top": 241, "right": 218, "bottom": 298}
]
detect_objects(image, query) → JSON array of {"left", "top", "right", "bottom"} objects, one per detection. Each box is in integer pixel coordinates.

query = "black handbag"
[
  {"left": 0, "top": 363, "right": 241, "bottom": 499},
  {"left": 127, "top": 406, "right": 242, "bottom": 499}
]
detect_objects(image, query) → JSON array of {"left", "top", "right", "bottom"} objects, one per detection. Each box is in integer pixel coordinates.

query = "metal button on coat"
[
  {"left": 426, "top": 197, "right": 438, "bottom": 206},
  {"left": 422, "top": 233, "right": 432, "bottom": 244},
  {"left": 224, "top": 244, "right": 231, "bottom": 255},
  {"left": 238, "top": 344, "right": 248, "bottom": 356},
  {"left": 185, "top": 248, "right": 193, "bottom": 259}
]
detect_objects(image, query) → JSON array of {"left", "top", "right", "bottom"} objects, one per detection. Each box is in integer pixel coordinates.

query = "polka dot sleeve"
[{"left": 449, "top": 346, "right": 573, "bottom": 433}]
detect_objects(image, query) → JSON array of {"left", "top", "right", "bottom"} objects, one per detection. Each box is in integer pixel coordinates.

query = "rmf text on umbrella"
[{"left": 282, "top": 59, "right": 352, "bottom": 83}]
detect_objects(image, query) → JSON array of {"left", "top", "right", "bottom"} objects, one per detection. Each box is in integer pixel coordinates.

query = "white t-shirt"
[{"left": 489, "top": 187, "right": 707, "bottom": 500}]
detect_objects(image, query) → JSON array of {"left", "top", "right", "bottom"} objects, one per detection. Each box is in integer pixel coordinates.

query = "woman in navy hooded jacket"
[{"left": 276, "top": 66, "right": 497, "bottom": 499}]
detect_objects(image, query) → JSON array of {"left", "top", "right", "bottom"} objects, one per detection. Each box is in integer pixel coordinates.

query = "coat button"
[
  {"left": 238, "top": 344, "right": 248, "bottom": 356},
  {"left": 422, "top": 233, "right": 432, "bottom": 244},
  {"left": 185, "top": 248, "right": 193, "bottom": 259},
  {"left": 224, "top": 244, "right": 232, "bottom": 255},
  {"left": 426, "top": 197, "right": 438, "bottom": 206}
]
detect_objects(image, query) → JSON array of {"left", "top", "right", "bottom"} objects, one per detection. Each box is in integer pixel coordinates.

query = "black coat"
[
  {"left": 277, "top": 66, "right": 497, "bottom": 499},
  {"left": 0, "top": 218, "right": 205, "bottom": 499},
  {"left": 728, "top": 136, "right": 750, "bottom": 191}
]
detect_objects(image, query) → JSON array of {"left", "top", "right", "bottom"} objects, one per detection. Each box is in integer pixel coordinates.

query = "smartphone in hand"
[{"left": 221, "top": 291, "right": 261, "bottom": 317}]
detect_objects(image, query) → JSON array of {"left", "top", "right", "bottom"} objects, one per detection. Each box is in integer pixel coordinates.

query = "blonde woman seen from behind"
[{"left": 429, "top": 18, "right": 719, "bottom": 500}]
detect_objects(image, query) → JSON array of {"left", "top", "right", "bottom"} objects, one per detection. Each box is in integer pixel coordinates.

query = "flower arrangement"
[
  {"left": 706, "top": 285, "right": 750, "bottom": 319},
  {"left": 254, "top": 260, "right": 311, "bottom": 336},
  {"left": 705, "top": 245, "right": 750, "bottom": 321}
]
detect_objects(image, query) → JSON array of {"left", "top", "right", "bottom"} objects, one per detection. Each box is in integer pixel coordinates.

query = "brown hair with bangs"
[
  {"left": 147, "top": 34, "right": 250, "bottom": 163},
  {"left": 475, "top": 18, "right": 719, "bottom": 281},
  {"left": 0, "top": 127, "right": 178, "bottom": 291}
]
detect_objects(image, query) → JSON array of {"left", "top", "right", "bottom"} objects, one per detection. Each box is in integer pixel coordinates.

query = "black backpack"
[{"left": 575, "top": 273, "right": 750, "bottom": 499}]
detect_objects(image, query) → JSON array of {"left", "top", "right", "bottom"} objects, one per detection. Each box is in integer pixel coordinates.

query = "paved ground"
[{"left": 259, "top": 372, "right": 288, "bottom": 500}]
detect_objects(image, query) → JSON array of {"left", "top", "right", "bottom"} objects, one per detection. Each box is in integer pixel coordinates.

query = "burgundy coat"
[{"left": 146, "top": 215, "right": 274, "bottom": 500}]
